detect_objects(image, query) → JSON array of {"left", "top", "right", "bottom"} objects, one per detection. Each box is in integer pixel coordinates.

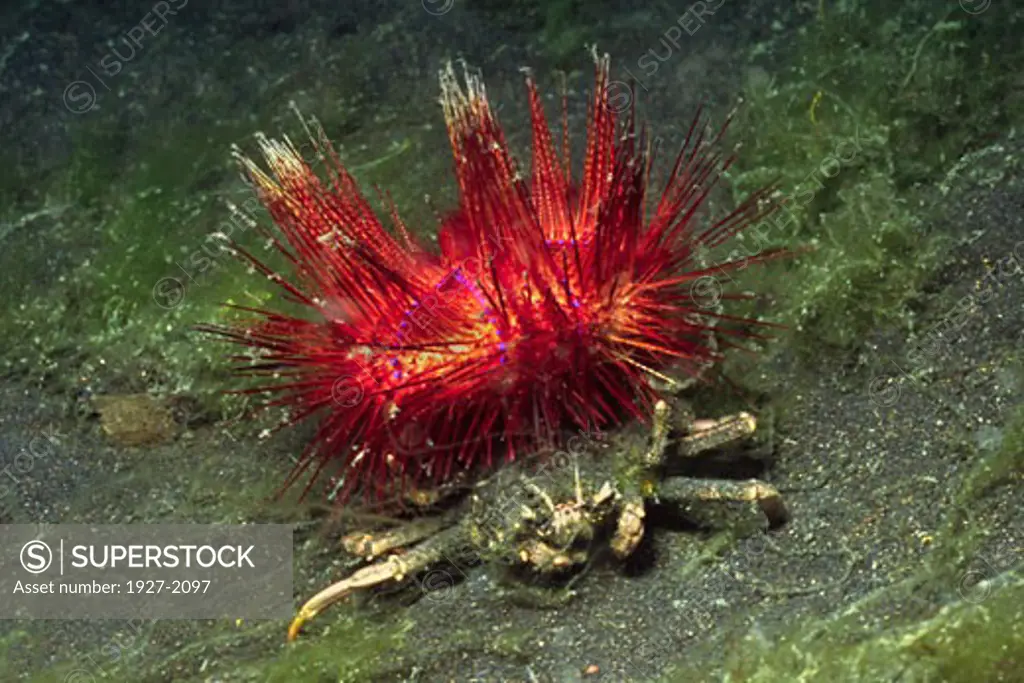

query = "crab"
[{"left": 287, "top": 393, "right": 788, "bottom": 641}]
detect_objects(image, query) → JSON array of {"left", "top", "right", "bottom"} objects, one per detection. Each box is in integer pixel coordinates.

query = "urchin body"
[
  {"left": 201, "top": 55, "right": 783, "bottom": 509},
  {"left": 288, "top": 394, "right": 787, "bottom": 640}
]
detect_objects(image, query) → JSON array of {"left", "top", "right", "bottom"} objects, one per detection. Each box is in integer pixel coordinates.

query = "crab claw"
[
  {"left": 288, "top": 555, "right": 411, "bottom": 641},
  {"left": 288, "top": 523, "right": 471, "bottom": 640}
]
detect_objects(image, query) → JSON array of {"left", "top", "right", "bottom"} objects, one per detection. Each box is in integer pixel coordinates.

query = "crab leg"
[
  {"left": 658, "top": 477, "right": 788, "bottom": 527},
  {"left": 642, "top": 400, "right": 757, "bottom": 464},
  {"left": 289, "top": 523, "right": 472, "bottom": 641},
  {"left": 641, "top": 399, "right": 673, "bottom": 467},
  {"left": 677, "top": 412, "right": 757, "bottom": 456},
  {"left": 342, "top": 511, "right": 458, "bottom": 560}
]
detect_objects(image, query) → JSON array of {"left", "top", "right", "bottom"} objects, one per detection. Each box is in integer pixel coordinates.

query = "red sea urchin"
[{"left": 199, "top": 54, "right": 783, "bottom": 508}]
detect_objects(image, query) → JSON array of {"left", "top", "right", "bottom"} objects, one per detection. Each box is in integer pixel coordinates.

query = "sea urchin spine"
[{"left": 199, "top": 54, "right": 782, "bottom": 508}]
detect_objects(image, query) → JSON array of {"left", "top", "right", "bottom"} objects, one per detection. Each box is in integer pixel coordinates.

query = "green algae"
[
  {"left": 11, "top": 615, "right": 410, "bottom": 683},
  {"left": 711, "top": 576, "right": 1024, "bottom": 683},
  {"left": 956, "top": 399, "right": 1024, "bottom": 505},
  {"left": 717, "top": 1, "right": 1023, "bottom": 360}
]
